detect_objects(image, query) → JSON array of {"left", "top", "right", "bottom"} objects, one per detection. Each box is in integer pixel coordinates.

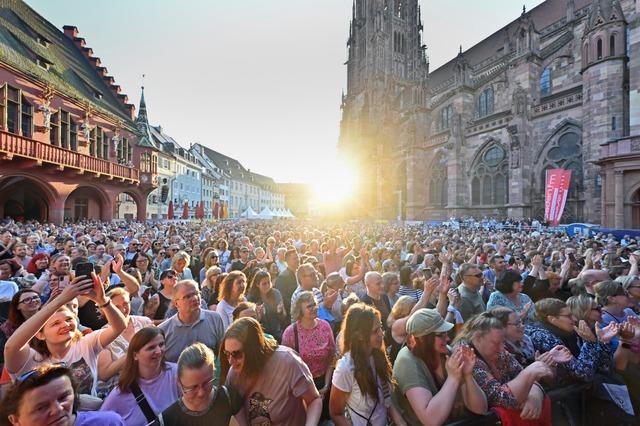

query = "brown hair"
[
  {"left": 220, "top": 317, "right": 277, "bottom": 385},
  {"left": 534, "top": 298, "right": 567, "bottom": 324},
  {"left": 0, "top": 364, "right": 78, "bottom": 422},
  {"left": 118, "top": 327, "right": 168, "bottom": 392},
  {"left": 7, "top": 289, "right": 40, "bottom": 327},
  {"left": 410, "top": 333, "right": 445, "bottom": 386},
  {"left": 218, "top": 271, "right": 246, "bottom": 302},
  {"left": 31, "top": 306, "right": 82, "bottom": 358},
  {"left": 340, "top": 303, "right": 393, "bottom": 400},
  {"left": 247, "top": 270, "right": 275, "bottom": 304}
]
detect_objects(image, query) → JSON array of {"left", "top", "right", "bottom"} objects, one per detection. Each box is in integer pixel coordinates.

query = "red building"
[{"left": 0, "top": 0, "right": 157, "bottom": 223}]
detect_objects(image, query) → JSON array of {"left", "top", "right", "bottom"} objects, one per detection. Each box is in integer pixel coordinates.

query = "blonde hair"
[
  {"left": 453, "top": 311, "right": 503, "bottom": 346},
  {"left": 171, "top": 251, "right": 191, "bottom": 269},
  {"left": 387, "top": 295, "right": 416, "bottom": 328},
  {"left": 566, "top": 294, "right": 596, "bottom": 322}
]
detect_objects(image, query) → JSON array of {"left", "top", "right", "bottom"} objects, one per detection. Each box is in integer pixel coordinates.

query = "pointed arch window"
[
  {"left": 439, "top": 105, "right": 453, "bottom": 131},
  {"left": 610, "top": 34, "right": 616, "bottom": 56},
  {"left": 470, "top": 144, "right": 508, "bottom": 206},
  {"left": 478, "top": 87, "right": 494, "bottom": 118},
  {"left": 597, "top": 38, "right": 603, "bottom": 60},
  {"left": 429, "top": 154, "right": 448, "bottom": 206},
  {"left": 540, "top": 67, "right": 551, "bottom": 97},
  {"left": 538, "top": 130, "right": 583, "bottom": 200}
]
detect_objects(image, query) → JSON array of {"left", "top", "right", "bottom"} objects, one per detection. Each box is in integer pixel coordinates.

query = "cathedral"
[{"left": 338, "top": 0, "right": 640, "bottom": 228}]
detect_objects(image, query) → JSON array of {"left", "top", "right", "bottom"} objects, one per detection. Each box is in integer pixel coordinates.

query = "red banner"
[{"left": 544, "top": 169, "right": 572, "bottom": 226}]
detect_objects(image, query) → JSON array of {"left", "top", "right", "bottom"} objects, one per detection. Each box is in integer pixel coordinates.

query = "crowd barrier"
[{"left": 445, "top": 383, "right": 591, "bottom": 426}]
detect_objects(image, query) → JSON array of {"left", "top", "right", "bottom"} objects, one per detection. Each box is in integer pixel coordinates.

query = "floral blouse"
[
  {"left": 525, "top": 322, "right": 612, "bottom": 384},
  {"left": 486, "top": 291, "right": 536, "bottom": 323},
  {"left": 282, "top": 319, "right": 335, "bottom": 378},
  {"left": 472, "top": 350, "right": 523, "bottom": 409}
]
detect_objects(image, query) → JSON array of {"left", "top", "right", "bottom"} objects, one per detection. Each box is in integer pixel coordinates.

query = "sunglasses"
[
  {"left": 18, "top": 362, "right": 67, "bottom": 382},
  {"left": 223, "top": 349, "right": 244, "bottom": 360}
]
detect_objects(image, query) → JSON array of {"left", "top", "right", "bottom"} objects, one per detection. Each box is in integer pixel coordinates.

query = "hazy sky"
[{"left": 26, "top": 0, "right": 544, "bottom": 183}]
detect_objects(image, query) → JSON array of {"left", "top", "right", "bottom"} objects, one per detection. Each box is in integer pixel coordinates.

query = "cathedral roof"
[
  {"left": 428, "top": 0, "right": 592, "bottom": 90},
  {"left": 584, "top": 0, "right": 624, "bottom": 32},
  {"left": 0, "top": 0, "right": 136, "bottom": 125}
]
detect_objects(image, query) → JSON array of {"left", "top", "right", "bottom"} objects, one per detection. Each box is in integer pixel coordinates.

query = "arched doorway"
[
  {"left": 115, "top": 192, "right": 138, "bottom": 221},
  {"left": 0, "top": 176, "right": 52, "bottom": 222},
  {"left": 65, "top": 186, "right": 108, "bottom": 222}
]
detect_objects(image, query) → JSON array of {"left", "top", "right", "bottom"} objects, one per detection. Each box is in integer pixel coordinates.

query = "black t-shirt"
[{"left": 160, "top": 385, "right": 243, "bottom": 426}]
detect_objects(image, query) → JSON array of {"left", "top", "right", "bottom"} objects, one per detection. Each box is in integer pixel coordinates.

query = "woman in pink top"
[{"left": 282, "top": 291, "right": 335, "bottom": 414}]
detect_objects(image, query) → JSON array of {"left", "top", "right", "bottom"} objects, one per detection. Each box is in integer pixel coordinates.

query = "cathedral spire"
[{"left": 135, "top": 82, "right": 150, "bottom": 136}]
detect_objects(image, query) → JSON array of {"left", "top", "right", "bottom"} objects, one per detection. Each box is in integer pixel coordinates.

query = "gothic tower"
[
  {"left": 581, "top": 0, "right": 628, "bottom": 224},
  {"left": 339, "top": 0, "right": 429, "bottom": 219}
]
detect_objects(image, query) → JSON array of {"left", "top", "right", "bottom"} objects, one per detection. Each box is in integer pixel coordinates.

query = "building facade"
[
  {"left": 340, "top": 0, "right": 640, "bottom": 227},
  {"left": 0, "top": 0, "right": 157, "bottom": 223}
]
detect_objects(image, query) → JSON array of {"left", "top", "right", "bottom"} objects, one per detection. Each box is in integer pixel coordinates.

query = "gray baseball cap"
[{"left": 406, "top": 308, "right": 453, "bottom": 337}]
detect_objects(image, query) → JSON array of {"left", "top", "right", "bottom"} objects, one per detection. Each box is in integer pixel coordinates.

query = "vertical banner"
[{"left": 544, "top": 169, "right": 572, "bottom": 226}]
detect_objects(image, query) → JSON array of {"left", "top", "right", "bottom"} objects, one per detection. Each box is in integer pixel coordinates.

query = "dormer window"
[{"left": 36, "top": 35, "right": 50, "bottom": 47}]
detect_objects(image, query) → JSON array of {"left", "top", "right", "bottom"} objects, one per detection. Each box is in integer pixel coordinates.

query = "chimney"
[{"left": 62, "top": 25, "right": 78, "bottom": 38}]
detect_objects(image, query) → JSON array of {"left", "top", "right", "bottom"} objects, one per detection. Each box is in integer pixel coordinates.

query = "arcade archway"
[{"left": 0, "top": 176, "right": 53, "bottom": 222}]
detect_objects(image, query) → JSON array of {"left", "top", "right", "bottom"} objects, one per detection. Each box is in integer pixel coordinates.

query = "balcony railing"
[{"left": 0, "top": 130, "right": 139, "bottom": 183}]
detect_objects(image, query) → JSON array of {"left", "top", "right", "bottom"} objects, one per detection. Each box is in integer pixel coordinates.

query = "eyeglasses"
[
  {"left": 465, "top": 273, "right": 483, "bottom": 278},
  {"left": 507, "top": 320, "right": 523, "bottom": 327},
  {"left": 177, "top": 291, "right": 200, "bottom": 301},
  {"left": 180, "top": 376, "right": 215, "bottom": 394},
  {"left": 19, "top": 295, "right": 40, "bottom": 305},
  {"left": 223, "top": 349, "right": 244, "bottom": 360},
  {"left": 18, "top": 362, "right": 67, "bottom": 382}
]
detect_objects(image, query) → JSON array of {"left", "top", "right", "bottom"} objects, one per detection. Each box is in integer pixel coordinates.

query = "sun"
[{"left": 311, "top": 159, "right": 358, "bottom": 209}]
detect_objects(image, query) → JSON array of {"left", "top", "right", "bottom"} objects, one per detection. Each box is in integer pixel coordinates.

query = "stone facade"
[{"left": 340, "top": 0, "right": 640, "bottom": 227}]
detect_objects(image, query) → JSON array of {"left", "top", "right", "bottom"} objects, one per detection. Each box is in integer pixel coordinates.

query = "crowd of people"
[{"left": 0, "top": 218, "right": 638, "bottom": 425}]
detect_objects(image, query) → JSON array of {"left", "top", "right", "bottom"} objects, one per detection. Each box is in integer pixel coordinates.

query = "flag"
[
  {"left": 544, "top": 169, "right": 572, "bottom": 226},
  {"left": 213, "top": 201, "right": 219, "bottom": 219},
  {"left": 182, "top": 201, "right": 190, "bottom": 220},
  {"left": 167, "top": 200, "right": 174, "bottom": 220}
]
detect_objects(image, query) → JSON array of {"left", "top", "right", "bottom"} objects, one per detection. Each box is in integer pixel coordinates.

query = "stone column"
[
  {"left": 615, "top": 170, "right": 624, "bottom": 228},
  {"left": 49, "top": 199, "right": 66, "bottom": 225}
]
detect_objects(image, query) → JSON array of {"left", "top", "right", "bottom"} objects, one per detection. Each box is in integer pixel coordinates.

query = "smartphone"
[
  {"left": 75, "top": 262, "right": 95, "bottom": 278},
  {"left": 59, "top": 275, "right": 70, "bottom": 290}
]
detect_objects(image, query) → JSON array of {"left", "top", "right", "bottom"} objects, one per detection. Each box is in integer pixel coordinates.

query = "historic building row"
[
  {"left": 339, "top": 0, "right": 640, "bottom": 228},
  {"left": 0, "top": 0, "right": 285, "bottom": 223}
]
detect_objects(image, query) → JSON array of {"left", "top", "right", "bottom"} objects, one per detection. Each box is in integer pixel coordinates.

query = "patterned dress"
[{"left": 472, "top": 351, "right": 523, "bottom": 409}]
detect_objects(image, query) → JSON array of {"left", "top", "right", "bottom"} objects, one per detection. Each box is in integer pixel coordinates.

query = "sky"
[{"left": 26, "top": 0, "right": 545, "bottom": 184}]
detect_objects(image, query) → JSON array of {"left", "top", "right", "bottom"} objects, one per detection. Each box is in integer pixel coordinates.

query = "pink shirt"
[{"left": 282, "top": 319, "right": 335, "bottom": 378}]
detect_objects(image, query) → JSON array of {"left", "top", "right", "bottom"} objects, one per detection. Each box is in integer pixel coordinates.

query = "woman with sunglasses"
[
  {"left": 392, "top": 309, "right": 486, "bottom": 425},
  {"left": 595, "top": 281, "right": 636, "bottom": 349},
  {"left": 330, "top": 303, "right": 405, "bottom": 426},
  {"left": 160, "top": 342, "right": 242, "bottom": 425},
  {"left": 247, "top": 270, "right": 285, "bottom": 342},
  {"left": 0, "top": 363, "right": 124, "bottom": 426},
  {"left": 221, "top": 317, "right": 321, "bottom": 425},
  {"left": 201, "top": 266, "right": 222, "bottom": 308},
  {"left": 198, "top": 251, "right": 219, "bottom": 284},
  {"left": 0, "top": 290, "right": 41, "bottom": 365},
  {"left": 4, "top": 273, "right": 126, "bottom": 397},
  {"left": 100, "top": 327, "right": 180, "bottom": 426}
]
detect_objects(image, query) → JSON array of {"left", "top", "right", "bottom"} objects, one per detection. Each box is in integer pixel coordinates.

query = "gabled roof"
[
  {"left": 250, "top": 171, "right": 280, "bottom": 192},
  {"left": 199, "top": 145, "right": 252, "bottom": 182},
  {"left": 0, "top": 0, "right": 135, "bottom": 125},
  {"left": 428, "top": 0, "right": 592, "bottom": 90},
  {"left": 190, "top": 145, "right": 222, "bottom": 179}
]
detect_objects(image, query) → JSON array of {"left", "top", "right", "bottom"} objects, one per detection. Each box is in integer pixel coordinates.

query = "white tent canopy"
[
  {"left": 258, "top": 207, "right": 274, "bottom": 219},
  {"left": 285, "top": 208, "right": 295, "bottom": 218},
  {"left": 272, "top": 208, "right": 284, "bottom": 217},
  {"left": 239, "top": 206, "right": 259, "bottom": 219}
]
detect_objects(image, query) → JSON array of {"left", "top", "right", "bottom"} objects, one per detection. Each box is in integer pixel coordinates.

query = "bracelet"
[{"left": 97, "top": 298, "right": 111, "bottom": 309}]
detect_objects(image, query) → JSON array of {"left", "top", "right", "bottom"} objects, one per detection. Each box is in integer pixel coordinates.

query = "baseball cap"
[
  {"left": 615, "top": 274, "right": 640, "bottom": 290},
  {"left": 406, "top": 308, "right": 453, "bottom": 337}
]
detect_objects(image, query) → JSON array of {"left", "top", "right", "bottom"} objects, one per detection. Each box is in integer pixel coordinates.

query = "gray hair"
[
  {"left": 177, "top": 342, "right": 215, "bottom": 377},
  {"left": 291, "top": 291, "right": 315, "bottom": 321},
  {"left": 364, "top": 271, "right": 382, "bottom": 285},
  {"left": 172, "top": 279, "right": 199, "bottom": 300}
]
